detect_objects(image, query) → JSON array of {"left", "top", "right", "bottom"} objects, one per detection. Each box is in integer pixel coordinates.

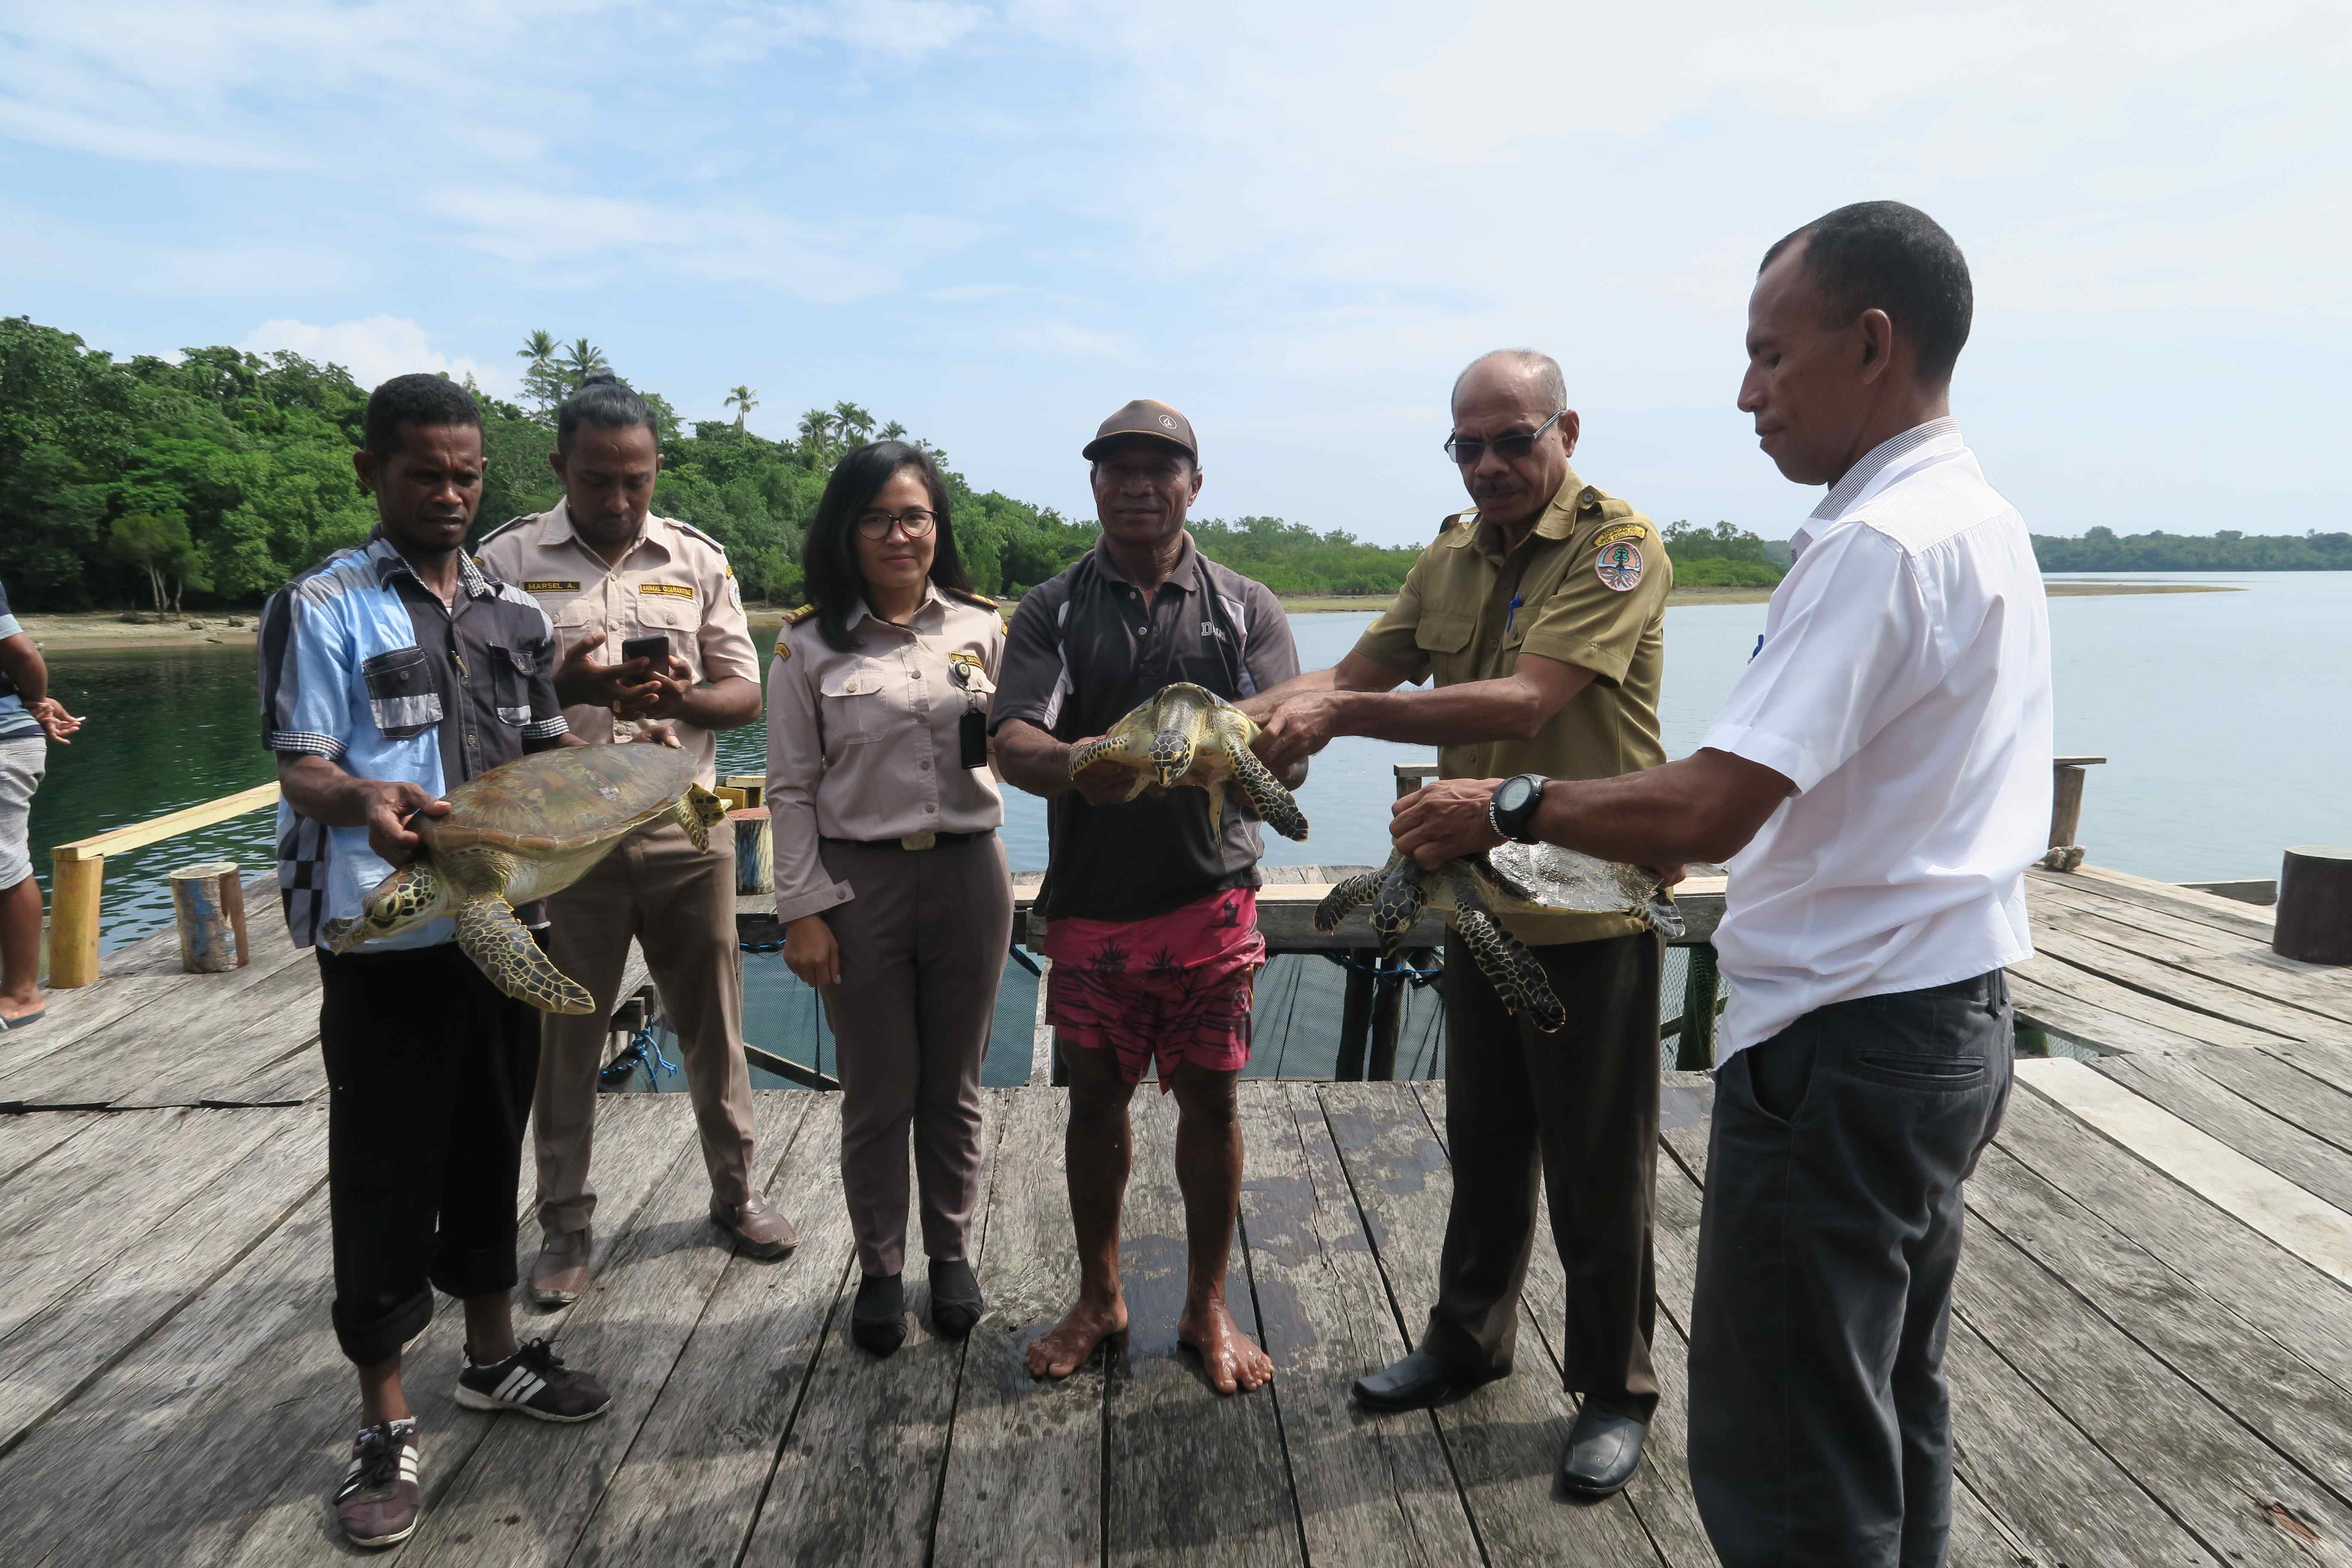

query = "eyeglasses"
[
  {"left": 854, "top": 507, "right": 937, "bottom": 539},
  {"left": 1443, "top": 409, "right": 1564, "bottom": 466}
]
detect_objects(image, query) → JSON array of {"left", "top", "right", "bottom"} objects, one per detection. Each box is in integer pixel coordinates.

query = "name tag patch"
[
  {"left": 640, "top": 583, "right": 696, "bottom": 600},
  {"left": 1596, "top": 541, "right": 1645, "bottom": 592},
  {"left": 524, "top": 580, "right": 581, "bottom": 593},
  {"left": 1592, "top": 523, "right": 1647, "bottom": 551}
]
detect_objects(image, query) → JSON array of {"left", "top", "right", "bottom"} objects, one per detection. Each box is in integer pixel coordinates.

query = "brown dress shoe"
[
  {"left": 528, "top": 1227, "right": 592, "bottom": 1308},
  {"left": 712, "top": 1193, "right": 798, "bottom": 1259}
]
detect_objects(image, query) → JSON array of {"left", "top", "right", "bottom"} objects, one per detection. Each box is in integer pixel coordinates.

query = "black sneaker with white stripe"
[
  {"left": 455, "top": 1338, "right": 612, "bottom": 1423},
  {"left": 334, "top": 1419, "right": 420, "bottom": 1549}
]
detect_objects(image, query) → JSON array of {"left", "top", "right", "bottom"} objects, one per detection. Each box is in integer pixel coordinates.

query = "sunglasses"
[
  {"left": 1444, "top": 409, "right": 1564, "bottom": 466},
  {"left": 854, "top": 508, "right": 937, "bottom": 539}
]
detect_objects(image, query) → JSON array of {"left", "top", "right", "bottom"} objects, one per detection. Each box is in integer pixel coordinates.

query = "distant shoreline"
[{"left": 22, "top": 578, "right": 2243, "bottom": 655}]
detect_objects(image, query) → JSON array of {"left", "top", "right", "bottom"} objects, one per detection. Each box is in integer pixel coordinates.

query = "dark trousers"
[
  {"left": 1688, "top": 971, "right": 2015, "bottom": 1568},
  {"left": 319, "top": 941, "right": 539, "bottom": 1366},
  {"left": 1422, "top": 931, "right": 1662, "bottom": 1417}
]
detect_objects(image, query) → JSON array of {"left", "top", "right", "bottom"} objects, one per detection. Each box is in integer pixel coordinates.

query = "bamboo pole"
[{"left": 47, "top": 856, "right": 104, "bottom": 988}]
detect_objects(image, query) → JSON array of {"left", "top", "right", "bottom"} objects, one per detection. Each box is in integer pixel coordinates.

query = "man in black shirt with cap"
[{"left": 992, "top": 399, "right": 1303, "bottom": 1395}]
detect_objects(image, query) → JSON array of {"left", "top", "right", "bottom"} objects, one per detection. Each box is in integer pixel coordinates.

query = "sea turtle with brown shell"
[{"left": 1068, "top": 681, "right": 1309, "bottom": 840}]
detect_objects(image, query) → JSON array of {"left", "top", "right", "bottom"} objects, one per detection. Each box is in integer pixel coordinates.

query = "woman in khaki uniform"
[{"left": 766, "top": 440, "right": 1013, "bottom": 1357}]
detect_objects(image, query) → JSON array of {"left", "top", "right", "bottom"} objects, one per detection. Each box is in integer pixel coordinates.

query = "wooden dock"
[{"left": 4, "top": 863, "right": 2352, "bottom": 1565}]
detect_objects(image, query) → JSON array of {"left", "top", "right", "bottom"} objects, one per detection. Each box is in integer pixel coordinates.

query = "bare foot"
[
  {"left": 1026, "top": 1294, "right": 1128, "bottom": 1379},
  {"left": 1177, "top": 1299, "right": 1273, "bottom": 1395}
]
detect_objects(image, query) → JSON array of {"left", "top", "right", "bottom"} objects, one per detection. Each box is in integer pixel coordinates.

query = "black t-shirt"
[{"left": 990, "top": 536, "right": 1299, "bottom": 923}]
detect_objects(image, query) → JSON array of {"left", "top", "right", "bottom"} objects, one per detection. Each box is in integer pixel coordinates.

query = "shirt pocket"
[
  {"left": 487, "top": 644, "right": 537, "bottom": 726},
  {"left": 633, "top": 588, "right": 699, "bottom": 634},
  {"left": 361, "top": 647, "right": 442, "bottom": 739},
  {"left": 818, "top": 664, "right": 890, "bottom": 745},
  {"left": 1413, "top": 611, "right": 1477, "bottom": 683}
]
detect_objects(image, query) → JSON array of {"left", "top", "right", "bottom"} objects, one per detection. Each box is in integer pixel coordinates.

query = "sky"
[{"left": 2, "top": 0, "right": 2347, "bottom": 545}]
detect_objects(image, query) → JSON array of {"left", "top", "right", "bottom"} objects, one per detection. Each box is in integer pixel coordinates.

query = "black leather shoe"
[
  {"left": 1351, "top": 1350, "right": 1504, "bottom": 1413},
  {"left": 1557, "top": 1399, "right": 1647, "bottom": 1498},
  {"left": 851, "top": 1273, "right": 907, "bottom": 1358},
  {"left": 929, "top": 1259, "right": 985, "bottom": 1339}
]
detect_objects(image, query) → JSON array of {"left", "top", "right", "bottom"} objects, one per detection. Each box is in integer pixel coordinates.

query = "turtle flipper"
[
  {"left": 1445, "top": 863, "right": 1565, "bottom": 1032},
  {"left": 321, "top": 862, "right": 447, "bottom": 953},
  {"left": 1215, "top": 712, "right": 1309, "bottom": 841},
  {"left": 454, "top": 897, "right": 595, "bottom": 1014},
  {"left": 1643, "top": 887, "right": 1686, "bottom": 940},
  {"left": 674, "top": 783, "right": 727, "bottom": 853},
  {"left": 1068, "top": 732, "right": 1132, "bottom": 777},
  {"left": 1314, "top": 867, "right": 1386, "bottom": 933}
]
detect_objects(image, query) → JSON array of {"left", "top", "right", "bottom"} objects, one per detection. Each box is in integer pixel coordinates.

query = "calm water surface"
[{"left": 28, "top": 573, "right": 2352, "bottom": 1079}]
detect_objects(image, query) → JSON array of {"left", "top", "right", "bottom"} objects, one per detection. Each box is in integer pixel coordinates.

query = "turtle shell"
[{"left": 420, "top": 744, "right": 698, "bottom": 856}]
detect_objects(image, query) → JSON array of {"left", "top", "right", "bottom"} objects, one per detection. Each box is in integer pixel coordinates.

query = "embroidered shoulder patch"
[
  {"left": 1595, "top": 540, "right": 1645, "bottom": 592},
  {"left": 522, "top": 579, "right": 581, "bottom": 594},
  {"left": 640, "top": 582, "right": 696, "bottom": 600},
  {"left": 1592, "top": 522, "right": 1648, "bottom": 551}
]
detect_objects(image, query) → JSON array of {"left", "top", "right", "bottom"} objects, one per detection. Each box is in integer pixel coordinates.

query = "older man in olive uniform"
[
  {"left": 1246, "top": 349, "right": 1672, "bottom": 1497},
  {"left": 479, "top": 375, "right": 796, "bottom": 1304}
]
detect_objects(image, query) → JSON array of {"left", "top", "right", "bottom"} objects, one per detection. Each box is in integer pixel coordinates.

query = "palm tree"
[
  {"left": 562, "top": 337, "right": 610, "bottom": 390},
  {"left": 879, "top": 420, "right": 907, "bottom": 441},
  {"left": 796, "top": 407, "right": 838, "bottom": 460},
  {"left": 516, "top": 329, "right": 557, "bottom": 374},
  {"left": 832, "top": 401, "right": 875, "bottom": 447},
  {"left": 725, "top": 385, "right": 759, "bottom": 432}
]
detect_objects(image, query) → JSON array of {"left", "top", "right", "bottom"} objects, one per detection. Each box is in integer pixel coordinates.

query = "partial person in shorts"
[
  {"left": 0, "top": 573, "right": 85, "bottom": 1033},
  {"left": 991, "top": 398, "right": 1304, "bottom": 1396}
]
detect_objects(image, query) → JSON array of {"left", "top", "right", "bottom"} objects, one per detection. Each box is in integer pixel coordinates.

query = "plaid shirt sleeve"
[{"left": 521, "top": 601, "right": 570, "bottom": 744}]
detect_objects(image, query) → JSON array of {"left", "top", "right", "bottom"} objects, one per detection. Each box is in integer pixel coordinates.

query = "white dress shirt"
[{"left": 1702, "top": 418, "right": 2055, "bottom": 1060}]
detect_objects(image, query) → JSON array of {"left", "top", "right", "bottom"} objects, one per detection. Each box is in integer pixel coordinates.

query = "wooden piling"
[
  {"left": 168, "top": 861, "right": 248, "bottom": 973},
  {"left": 731, "top": 807, "right": 773, "bottom": 895},
  {"left": 2275, "top": 846, "right": 2352, "bottom": 965},
  {"left": 46, "top": 856, "right": 102, "bottom": 988}
]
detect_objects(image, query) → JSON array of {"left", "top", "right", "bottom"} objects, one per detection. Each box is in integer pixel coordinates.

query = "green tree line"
[
  {"left": 2031, "top": 526, "right": 2352, "bottom": 572},
  {"left": 1662, "top": 519, "right": 1785, "bottom": 586}
]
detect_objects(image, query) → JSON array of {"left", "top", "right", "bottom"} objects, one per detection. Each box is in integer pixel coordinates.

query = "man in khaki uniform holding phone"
[{"left": 478, "top": 375, "right": 797, "bottom": 1304}]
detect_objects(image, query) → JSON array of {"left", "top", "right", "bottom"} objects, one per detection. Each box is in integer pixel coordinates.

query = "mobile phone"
[{"left": 620, "top": 634, "right": 671, "bottom": 668}]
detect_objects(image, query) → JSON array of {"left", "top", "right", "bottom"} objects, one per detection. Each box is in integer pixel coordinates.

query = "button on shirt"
[
  {"left": 477, "top": 501, "right": 762, "bottom": 787},
  {"left": 765, "top": 587, "right": 1008, "bottom": 923},
  {"left": 1703, "top": 419, "right": 2055, "bottom": 1060},
  {"left": 990, "top": 534, "right": 1300, "bottom": 925},
  {"left": 1354, "top": 468, "right": 1672, "bottom": 944},
  {"left": 258, "top": 537, "right": 569, "bottom": 951}
]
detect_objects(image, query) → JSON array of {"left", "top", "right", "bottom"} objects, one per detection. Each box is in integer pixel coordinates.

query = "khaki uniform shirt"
[
  {"left": 478, "top": 501, "right": 761, "bottom": 787},
  {"left": 765, "top": 586, "right": 1008, "bottom": 924},
  {"left": 1355, "top": 467, "right": 1673, "bottom": 944}
]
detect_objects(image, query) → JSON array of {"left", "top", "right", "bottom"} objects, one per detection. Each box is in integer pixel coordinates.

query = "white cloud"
[{"left": 239, "top": 316, "right": 511, "bottom": 397}]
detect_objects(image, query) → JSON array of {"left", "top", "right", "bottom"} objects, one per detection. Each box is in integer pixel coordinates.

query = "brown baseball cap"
[{"left": 1082, "top": 398, "right": 1197, "bottom": 462}]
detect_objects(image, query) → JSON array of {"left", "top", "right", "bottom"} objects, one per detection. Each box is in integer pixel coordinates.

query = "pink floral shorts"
[{"left": 1043, "top": 888, "right": 1263, "bottom": 1092}]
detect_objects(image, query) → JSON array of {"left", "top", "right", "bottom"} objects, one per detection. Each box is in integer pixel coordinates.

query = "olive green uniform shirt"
[{"left": 1355, "top": 467, "right": 1672, "bottom": 944}]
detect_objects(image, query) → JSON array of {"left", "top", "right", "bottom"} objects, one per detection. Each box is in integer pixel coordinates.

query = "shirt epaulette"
[
  {"left": 784, "top": 603, "right": 820, "bottom": 625},
  {"left": 1441, "top": 508, "right": 1477, "bottom": 536},
  {"left": 475, "top": 514, "right": 535, "bottom": 547},
  {"left": 943, "top": 586, "right": 1002, "bottom": 612},
  {"left": 669, "top": 520, "right": 728, "bottom": 554}
]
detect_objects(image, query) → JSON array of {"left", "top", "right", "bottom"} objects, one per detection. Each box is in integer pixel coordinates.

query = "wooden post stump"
[
  {"left": 2275, "top": 846, "right": 2352, "bottom": 965},
  {"left": 731, "top": 807, "right": 773, "bottom": 896},
  {"left": 46, "top": 855, "right": 104, "bottom": 988},
  {"left": 168, "top": 861, "right": 249, "bottom": 973}
]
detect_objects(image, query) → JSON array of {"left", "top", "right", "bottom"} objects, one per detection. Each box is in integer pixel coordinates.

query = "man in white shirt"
[{"left": 1390, "top": 200, "right": 2052, "bottom": 1566}]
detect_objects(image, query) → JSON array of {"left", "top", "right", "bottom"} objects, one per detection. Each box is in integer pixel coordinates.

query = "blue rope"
[
  {"left": 597, "top": 1023, "right": 679, "bottom": 1090},
  {"left": 1317, "top": 949, "right": 1445, "bottom": 986}
]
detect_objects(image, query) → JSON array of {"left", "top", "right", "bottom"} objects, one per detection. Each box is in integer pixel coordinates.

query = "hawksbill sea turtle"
[
  {"left": 320, "top": 745, "right": 728, "bottom": 1014},
  {"left": 1314, "top": 842, "right": 1684, "bottom": 1032},
  {"left": 1069, "top": 681, "right": 1309, "bottom": 841}
]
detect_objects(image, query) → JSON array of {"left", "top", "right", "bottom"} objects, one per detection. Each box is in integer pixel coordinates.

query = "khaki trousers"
[
  {"left": 817, "top": 834, "right": 1013, "bottom": 1278},
  {"left": 534, "top": 817, "right": 757, "bottom": 1235}
]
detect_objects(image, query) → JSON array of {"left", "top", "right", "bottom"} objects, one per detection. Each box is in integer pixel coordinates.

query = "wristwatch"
[{"left": 1488, "top": 773, "right": 1547, "bottom": 843}]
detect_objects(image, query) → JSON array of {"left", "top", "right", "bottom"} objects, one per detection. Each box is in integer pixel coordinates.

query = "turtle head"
[
  {"left": 1370, "top": 855, "right": 1427, "bottom": 949},
  {"left": 321, "top": 861, "right": 447, "bottom": 952},
  {"left": 677, "top": 783, "right": 728, "bottom": 853},
  {"left": 1147, "top": 722, "right": 1197, "bottom": 790}
]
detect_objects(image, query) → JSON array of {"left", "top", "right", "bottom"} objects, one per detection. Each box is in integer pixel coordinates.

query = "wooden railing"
[{"left": 47, "top": 782, "right": 281, "bottom": 987}]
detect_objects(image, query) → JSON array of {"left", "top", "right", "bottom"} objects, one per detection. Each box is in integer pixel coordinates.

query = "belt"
[{"left": 821, "top": 829, "right": 994, "bottom": 852}]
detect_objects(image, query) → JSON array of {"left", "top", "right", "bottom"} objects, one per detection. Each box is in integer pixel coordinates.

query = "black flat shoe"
[
  {"left": 928, "top": 1258, "right": 984, "bottom": 1339},
  {"left": 851, "top": 1273, "right": 906, "bottom": 1358},
  {"left": 1557, "top": 1399, "right": 1648, "bottom": 1498},
  {"left": 1351, "top": 1350, "right": 1504, "bottom": 1413}
]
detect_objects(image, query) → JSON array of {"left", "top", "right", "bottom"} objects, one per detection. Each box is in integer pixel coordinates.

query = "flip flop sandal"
[{"left": 0, "top": 1008, "right": 46, "bottom": 1033}]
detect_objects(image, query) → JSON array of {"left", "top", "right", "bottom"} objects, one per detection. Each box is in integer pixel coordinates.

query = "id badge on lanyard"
[{"left": 948, "top": 654, "right": 988, "bottom": 769}]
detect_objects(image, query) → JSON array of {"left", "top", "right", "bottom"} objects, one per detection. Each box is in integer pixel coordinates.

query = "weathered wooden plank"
[
  {"left": 2093, "top": 1054, "right": 2352, "bottom": 1216},
  {"left": 2007, "top": 969, "right": 2215, "bottom": 1055},
  {"left": 739, "top": 1096, "right": 1005, "bottom": 1568},
  {"left": 0, "top": 1107, "right": 324, "bottom": 1455},
  {"left": 2032, "top": 919, "right": 2352, "bottom": 1046},
  {"left": 1652, "top": 1100, "right": 2050, "bottom": 1567},
  {"left": 2018, "top": 1060, "right": 2352, "bottom": 1287},
  {"left": 2032, "top": 879, "right": 2352, "bottom": 1027},
  {"left": 1953, "top": 1204, "right": 2352, "bottom": 1564},
  {"left": 931, "top": 1089, "right": 1103, "bottom": 1568},
  {"left": 2193, "top": 1046, "right": 2352, "bottom": 1153},
  {"left": 1965, "top": 1137, "right": 2352, "bottom": 1501},
  {"left": 565, "top": 1094, "right": 852, "bottom": 1568},
  {"left": 79, "top": 953, "right": 324, "bottom": 1108},
  {"left": 1414, "top": 1078, "right": 1716, "bottom": 1568},
  {"left": 1105, "top": 1087, "right": 1305, "bottom": 1566},
  {"left": 0, "top": 1109, "right": 98, "bottom": 1191},
  {"left": 2059, "top": 864, "right": 2280, "bottom": 934},
  {"left": 1227, "top": 1083, "right": 1481, "bottom": 1566},
  {"left": 2012, "top": 952, "right": 2283, "bottom": 1050},
  {"left": 211, "top": 1092, "right": 719, "bottom": 1565},
  {"left": 1991, "top": 1084, "right": 2352, "bottom": 1397},
  {"left": 1323, "top": 1080, "right": 1665, "bottom": 1568}
]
